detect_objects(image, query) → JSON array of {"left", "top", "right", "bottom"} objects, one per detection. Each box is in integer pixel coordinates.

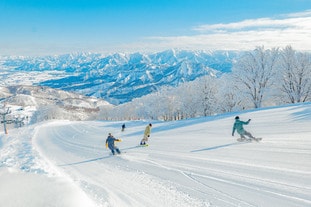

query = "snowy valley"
[{"left": 0, "top": 85, "right": 110, "bottom": 126}]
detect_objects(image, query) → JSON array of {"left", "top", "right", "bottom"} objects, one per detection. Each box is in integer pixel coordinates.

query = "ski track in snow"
[{"left": 1, "top": 103, "right": 311, "bottom": 207}]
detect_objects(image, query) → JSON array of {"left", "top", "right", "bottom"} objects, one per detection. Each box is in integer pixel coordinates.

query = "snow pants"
[
  {"left": 110, "top": 147, "right": 121, "bottom": 155},
  {"left": 239, "top": 130, "right": 255, "bottom": 139},
  {"left": 140, "top": 134, "right": 149, "bottom": 145}
]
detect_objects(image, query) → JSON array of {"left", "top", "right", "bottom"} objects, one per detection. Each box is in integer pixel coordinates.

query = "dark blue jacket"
[{"left": 106, "top": 135, "right": 119, "bottom": 149}]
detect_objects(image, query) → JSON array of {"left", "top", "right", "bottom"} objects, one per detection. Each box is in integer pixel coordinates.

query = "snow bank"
[{"left": 0, "top": 167, "right": 97, "bottom": 207}]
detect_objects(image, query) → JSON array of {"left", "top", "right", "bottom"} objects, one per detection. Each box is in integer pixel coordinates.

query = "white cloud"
[
  {"left": 2, "top": 10, "right": 311, "bottom": 56},
  {"left": 131, "top": 10, "right": 311, "bottom": 52},
  {"left": 192, "top": 18, "right": 292, "bottom": 32}
]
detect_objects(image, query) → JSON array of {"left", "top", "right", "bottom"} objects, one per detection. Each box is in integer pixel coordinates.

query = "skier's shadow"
[
  {"left": 58, "top": 156, "right": 111, "bottom": 167},
  {"left": 191, "top": 142, "right": 248, "bottom": 152},
  {"left": 58, "top": 146, "right": 141, "bottom": 167}
]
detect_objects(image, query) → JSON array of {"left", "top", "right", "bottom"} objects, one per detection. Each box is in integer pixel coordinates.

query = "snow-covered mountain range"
[{"left": 0, "top": 50, "right": 239, "bottom": 104}]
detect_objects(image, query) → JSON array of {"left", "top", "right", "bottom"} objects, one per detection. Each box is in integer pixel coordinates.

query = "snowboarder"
[
  {"left": 121, "top": 123, "right": 126, "bottom": 132},
  {"left": 105, "top": 133, "right": 121, "bottom": 155},
  {"left": 140, "top": 123, "right": 152, "bottom": 145},
  {"left": 232, "top": 116, "right": 257, "bottom": 141}
]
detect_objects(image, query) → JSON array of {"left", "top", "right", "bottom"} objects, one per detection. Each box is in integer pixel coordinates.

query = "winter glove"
[
  {"left": 116, "top": 139, "right": 122, "bottom": 142},
  {"left": 248, "top": 119, "right": 251, "bottom": 122},
  {"left": 105, "top": 143, "right": 108, "bottom": 149}
]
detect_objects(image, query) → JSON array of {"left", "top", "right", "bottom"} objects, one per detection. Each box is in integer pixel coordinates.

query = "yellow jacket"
[{"left": 144, "top": 125, "right": 151, "bottom": 136}]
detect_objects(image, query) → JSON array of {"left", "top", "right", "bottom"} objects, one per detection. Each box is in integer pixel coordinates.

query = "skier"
[
  {"left": 140, "top": 123, "right": 152, "bottom": 145},
  {"left": 105, "top": 133, "right": 121, "bottom": 155},
  {"left": 121, "top": 123, "right": 126, "bottom": 132},
  {"left": 232, "top": 116, "right": 257, "bottom": 141}
]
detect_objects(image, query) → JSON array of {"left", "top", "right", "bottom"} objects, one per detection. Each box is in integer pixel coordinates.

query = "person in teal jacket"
[{"left": 232, "top": 116, "right": 256, "bottom": 140}]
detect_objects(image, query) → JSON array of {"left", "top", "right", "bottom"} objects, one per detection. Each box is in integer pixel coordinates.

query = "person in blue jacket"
[
  {"left": 105, "top": 133, "right": 121, "bottom": 155},
  {"left": 121, "top": 123, "right": 126, "bottom": 131},
  {"left": 232, "top": 116, "right": 256, "bottom": 140}
]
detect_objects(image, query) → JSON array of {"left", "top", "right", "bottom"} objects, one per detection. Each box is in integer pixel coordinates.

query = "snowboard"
[
  {"left": 110, "top": 152, "right": 122, "bottom": 156},
  {"left": 138, "top": 144, "right": 149, "bottom": 147},
  {"left": 237, "top": 137, "right": 262, "bottom": 142},
  {"left": 109, "top": 151, "right": 126, "bottom": 156}
]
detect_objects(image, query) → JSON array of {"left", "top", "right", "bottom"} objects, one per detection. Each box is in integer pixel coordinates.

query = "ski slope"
[{"left": 1, "top": 103, "right": 311, "bottom": 207}]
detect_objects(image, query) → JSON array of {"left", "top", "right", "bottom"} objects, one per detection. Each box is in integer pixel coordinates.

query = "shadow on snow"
[
  {"left": 58, "top": 141, "right": 249, "bottom": 166},
  {"left": 58, "top": 156, "right": 111, "bottom": 167},
  {"left": 58, "top": 145, "right": 141, "bottom": 167},
  {"left": 191, "top": 142, "right": 249, "bottom": 152}
]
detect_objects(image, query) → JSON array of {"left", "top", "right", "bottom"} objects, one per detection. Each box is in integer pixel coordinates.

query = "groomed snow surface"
[{"left": 1, "top": 103, "right": 310, "bottom": 207}]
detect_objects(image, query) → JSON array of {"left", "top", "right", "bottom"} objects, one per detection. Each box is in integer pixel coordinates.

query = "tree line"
[{"left": 98, "top": 46, "right": 311, "bottom": 121}]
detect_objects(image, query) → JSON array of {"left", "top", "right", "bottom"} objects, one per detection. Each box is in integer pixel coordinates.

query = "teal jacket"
[{"left": 232, "top": 119, "right": 250, "bottom": 135}]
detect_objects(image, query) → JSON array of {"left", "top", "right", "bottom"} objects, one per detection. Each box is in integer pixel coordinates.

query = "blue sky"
[{"left": 1, "top": 0, "right": 311, "bottom": 56}]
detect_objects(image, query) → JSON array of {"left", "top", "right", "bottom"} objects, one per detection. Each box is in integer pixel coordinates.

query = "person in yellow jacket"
[
  {"left": 140, "top": 123, "right": 152, "bottom": 145},
  {"left": 106, "top": 133, "right": 121, "bottom": 155}
]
